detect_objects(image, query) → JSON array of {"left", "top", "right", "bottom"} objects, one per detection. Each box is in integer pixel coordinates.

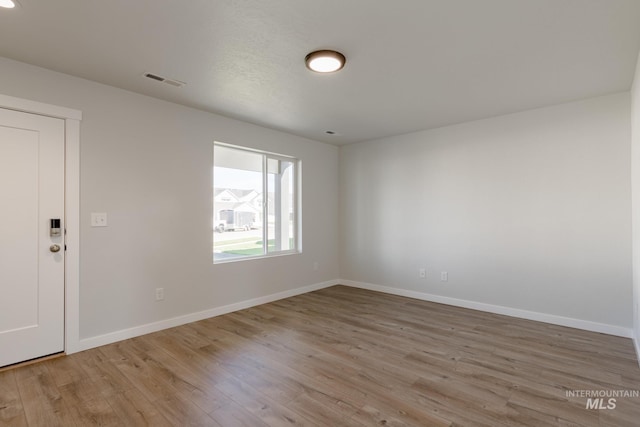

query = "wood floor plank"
[
  {"left": 43, "top": 354, "right": 87, "bottom": 388},
  {"left": 214, "top": 376, "right": 321, "bottom": 427},
  {"left": 208, "top": 398, "right": 270, "bottom": 427},
  {"left": 0, "top": 370, "right": 28, "bottom": 427},
  {"left": 73, "top": 348, "right": 135, "bottom": 398},
  {"left": 142, "top": 347, "right": 231, "bottom": 414},
  {"left": 3, "top": 285, "right": 639, "bottom": 426},
  {"left": 62, "top": 397, "right": 123, "bottom": 427},
  {"left": 106, "top": 388, "right": 173, "bottom": 427},
  {"left": 15, "top": 366, "right": 75, "bottom": 427},
  {"left": 152, "top": 393, "right": 221, "bottom": 427}
]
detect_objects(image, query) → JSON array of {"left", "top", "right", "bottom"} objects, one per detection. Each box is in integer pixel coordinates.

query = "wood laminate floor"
[{"left": 1, "top": 285, "right": 639, "bottom": 426}]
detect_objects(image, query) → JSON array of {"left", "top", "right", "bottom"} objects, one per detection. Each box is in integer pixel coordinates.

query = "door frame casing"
[{"left": 0, "top": 94, "right": 82, "bottom": 355}]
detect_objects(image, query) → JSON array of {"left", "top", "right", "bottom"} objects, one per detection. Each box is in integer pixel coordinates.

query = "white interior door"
[{"left": 0, "top": 108, "right": 65, "bottom": 367}]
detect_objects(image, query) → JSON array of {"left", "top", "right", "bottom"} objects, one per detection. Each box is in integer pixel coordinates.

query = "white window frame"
[{"left": 213, "top": 142, "right": 301, "bottom": 263}]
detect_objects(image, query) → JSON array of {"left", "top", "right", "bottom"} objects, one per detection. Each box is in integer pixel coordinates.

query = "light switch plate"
[{"left": 91, "top": 212, "right": 108, "bottom": 227}]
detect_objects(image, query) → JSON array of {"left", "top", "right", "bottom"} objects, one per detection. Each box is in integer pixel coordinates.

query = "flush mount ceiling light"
[
  {"left": 305, "top": 50, "right": 346, "bottom": 73},
  {"left": 0, "top": 0, "right": 17, "bottom": 8}
]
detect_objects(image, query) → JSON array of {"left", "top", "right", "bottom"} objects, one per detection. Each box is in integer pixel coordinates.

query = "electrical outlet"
[
  {"left": 155, "top": 288, "right": 164, "bottom": 301},
  {"left": 91, "top": 212, "right": 108, "bottom": 227},
  {"left": 441, "top": 271, "right": 448, "bottom": 282},
  {"left": 418, "top": 268, "right": 426, "bottom": 278}
]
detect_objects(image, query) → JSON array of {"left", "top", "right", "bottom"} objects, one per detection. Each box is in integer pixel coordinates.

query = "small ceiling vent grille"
[{"left": 143, "top": 73, "right": 186, "bottom": 88}]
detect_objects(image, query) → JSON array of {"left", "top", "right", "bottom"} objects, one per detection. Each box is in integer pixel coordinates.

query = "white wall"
[
  {"left": 631, "top": 52, "right": 640, "bottom": 351},
  {"left": 341, "top": 93, "right": 632, "bottom": 330},
  {"left": 1, "top": 54, "right": 635, "bottom": 348},
  {"left": 0, "top": 57, "right": 339, "bottom": 342}
]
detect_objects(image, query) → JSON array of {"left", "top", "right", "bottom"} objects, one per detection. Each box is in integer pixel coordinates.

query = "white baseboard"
[
  {"left": 74, "top": 279, "right": 339, "bottom": 353},
  {"left": 72, "top": 278, "right": 634, "bottom": 355},
  {"left": 341, "top": 280, "right": 634, "bottom": 338}
]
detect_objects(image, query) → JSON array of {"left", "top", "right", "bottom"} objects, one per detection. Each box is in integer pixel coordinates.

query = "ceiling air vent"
[{"left": 143, "top": 72, "right": 186, "bottom": 88}]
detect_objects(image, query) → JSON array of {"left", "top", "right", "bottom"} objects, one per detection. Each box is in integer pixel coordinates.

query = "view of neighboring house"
[{"left": 213, "top": 188, "right": 272, "bottom": 231}]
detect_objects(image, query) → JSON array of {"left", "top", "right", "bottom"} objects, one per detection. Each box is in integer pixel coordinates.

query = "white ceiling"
[{"left": 1, "top": 1, "right": 640, "bottom": 145}]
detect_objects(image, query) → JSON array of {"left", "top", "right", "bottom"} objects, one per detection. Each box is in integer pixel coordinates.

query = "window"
[{"left": 213, "top": 143, "right": 299, "bottom": 263}]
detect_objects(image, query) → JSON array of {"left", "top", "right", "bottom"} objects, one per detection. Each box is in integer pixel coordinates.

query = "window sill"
[{"left": 213, "top": 250, "right": 301, "bottom": 265}]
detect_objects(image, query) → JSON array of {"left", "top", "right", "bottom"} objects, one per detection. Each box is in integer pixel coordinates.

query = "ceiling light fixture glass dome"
[
  {"left": 305, "top": 50, "right": 346, "bottom": 73},
  {"left": 0, "top": 0, "right": 16, "bottom": 8}
]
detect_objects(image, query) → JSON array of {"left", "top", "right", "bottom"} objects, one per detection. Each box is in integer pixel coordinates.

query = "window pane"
[
  {"left": 213, "top": 146, "right": 264, "bottom": 262},
  {"left": 213, "top": 143, "right": 298, "bottom": 263},
  {"left": 267, "top": 158, "right": 295, "bottom": 253}
]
